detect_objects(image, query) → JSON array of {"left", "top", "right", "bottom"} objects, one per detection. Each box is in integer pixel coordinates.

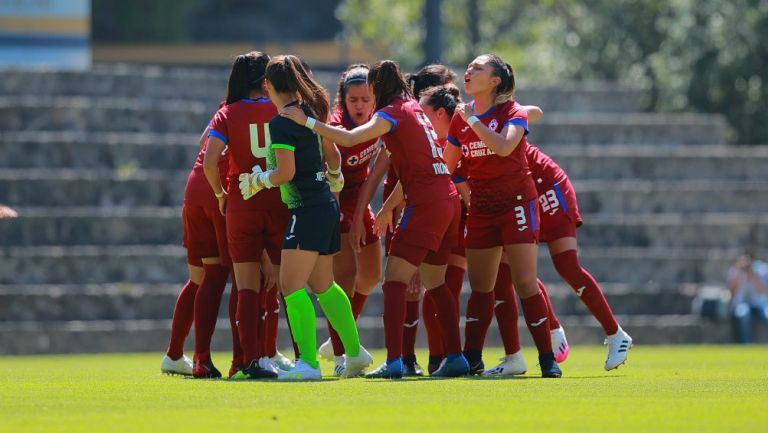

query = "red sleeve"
[
  {"left": 446, "top": 112, "right": 464, "bottom": 147},
  {"left": 208, "top": 107, "right": 229, "bottom": 144},
  {"left": 374, "top": 105, "right": 400, "bottom": 133},
  {"left": 503, "top": 103, "right": 529, "bottom": 134}
]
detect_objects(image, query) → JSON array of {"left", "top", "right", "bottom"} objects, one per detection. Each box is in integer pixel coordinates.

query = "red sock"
[
  {"left": 402, "top": 300, "right": 420, "bottom": 357},
  {"left": 382, "top": 281, "right": 407, "bottom": 361},
  {"left": 265, "top": 287, "right": 279, "bottom": 358},
  {"left": 537, "top": 279, "right": 561, "bottom": 330},
  {"left": 237, "top": 289, "right": 261, "bottom": 365},
  {"left": 520, "top": 291, "right": 553, "bottom": 355},
  {"left": 328, "top": 320, "right": 345, "bottom": 356},
  {"left": 493, "top": 265, "right": 520, "bottom": 354},
  {"left": 463, "top": 291, "right": 494, "bottom": 352},
  {"left": 166, "top": 280, "right": 198, "bottom": 360},
  {"left": 427, "top": 283, "right": 462, "bottom": 355},
  {"left": 552, "top": 250, "right": 619, "bottom": 335},
  {"left": 280, "top": 293, "right": 300, "bottom": 359},
  {"left": 351, "top": 291, "right": 368, "bottom": 319},
  {"left": 422, "top": 293, "right": 444, "bottom": 357},
  {"left": 193, "top": 264, "right": 229, "bottom": 362},
  {"left": 228, "top": 276, "right": 243, "bottom": 367},
  {"left": 445, "top": 265, "right": 465, "bottom": 319}
]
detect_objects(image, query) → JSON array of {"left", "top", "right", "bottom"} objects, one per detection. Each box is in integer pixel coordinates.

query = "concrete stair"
[{"left": 0, "top": 65, "right": 762, "bottom": 354}]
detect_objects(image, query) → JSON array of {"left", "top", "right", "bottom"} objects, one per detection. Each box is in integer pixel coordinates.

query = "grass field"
[{"left": 1, "top": 345, "right": 766, "bottom": 433}]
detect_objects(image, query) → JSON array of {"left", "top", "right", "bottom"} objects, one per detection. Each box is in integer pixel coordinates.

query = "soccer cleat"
[
  {"left": 277, "top": 360, "right": 322, "bottom": 381},
  {"left": 317, "top": 338, "right": 334, "bottom": 362},
  {"left": 192, "top": 359, "right": 222, "bottom": 379},
  {"left": 431, "top": 354, "right": 470, "bottom": 378},
  {"left": 332, "top": 355, "right": 346, "bottom": 377},
  {"left": 161, "top": 354, "right": 193, "bottom": 376},
  {"left": 230, "top": 359, "right": 279, "bottom": 380},
  {"left": 402, "top": 355, "right": 424, "bottom": 377},
  {"left": 463, "top": 349, "right": 484, "bottom": 375},
  {"left": 427, "top": 355, "right": 444, "bottom": 376},
  {"left": 259, "top": 357, "right": 279, "bottom": 375},
  {"left": 483, "top": 351, "right": 527, "bottom": 376},
  {"left": 538, "top": 352, "right": 562, "bottom": 378},
  {"left": 551, "top": 327, "right": 570, "bottom": 363},
  {"left": 604, "top": 327, "right": 633, "bottom": 371},
  {"left": 342, "top": 346, "right": 374, "bottom": 378},
  {"left": 270, "top": 351, "right": 295, "bottom": 371},
  {"left": 365, "top": 358, "right": 404, "bottom": 379}
]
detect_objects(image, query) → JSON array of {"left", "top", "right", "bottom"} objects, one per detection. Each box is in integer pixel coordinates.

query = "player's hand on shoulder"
[{"left": 280, "top": 106, "right": 308, "bottom": 125}]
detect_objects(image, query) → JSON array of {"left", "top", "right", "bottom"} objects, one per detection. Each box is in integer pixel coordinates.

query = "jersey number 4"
[{"left": 249, "top": 123, "right": 271, "bottom": 158}]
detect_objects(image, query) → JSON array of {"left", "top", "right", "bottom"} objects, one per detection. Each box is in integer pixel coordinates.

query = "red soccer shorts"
[
  {"left": 340, "top": 198, "right": 380, "bottom": 247},
  {"left": 465, "top": 199, "right": 540, "bottom": 249},
  {"left": 450, "top": 204, "right": 468, "bottom": 257},
  {"left": 182, "top": 203, "right": 229, "bottom": 266},
  {"left": 226, "top": 207, "right": 289, "bottom": 265},
  {"left": 537, "top": 178, "right": 583, "bottom": 243},
  {"left": 389, "top": 196, "right": 460, "bottom": 266}
]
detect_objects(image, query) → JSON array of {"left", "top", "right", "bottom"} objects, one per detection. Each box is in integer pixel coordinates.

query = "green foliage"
[{"left": 337, "top": 0, "right": 768, "bottom": 143}]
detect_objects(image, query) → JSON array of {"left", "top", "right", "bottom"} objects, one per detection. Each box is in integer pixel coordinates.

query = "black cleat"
[
  {"left": 427, "top": 356, "right": 444, "bottom": 376},
  {"left": 463, "top": 350, "right": 485, "bottom": 375},
  {"left": 192, "top": 360, "right": 222, "bottom": 379},
  {"left": 402, "top": 355, "right": 424, "bottom": 377},
  {"left": 539, "top": 353, "right": 562, "bottom": 378},
  {"left": 230, "top": 359, "right": 278, "bottom": 380}
]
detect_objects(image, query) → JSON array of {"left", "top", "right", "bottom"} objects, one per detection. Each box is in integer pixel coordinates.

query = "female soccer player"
[
  {"left": 205, "top": 51, "right": 289, "bottom": 380},
  {"left": 443, "top": 53, "right": 561, "bottom": 378},
  {"left": 528, "top": 143, "right": 633, "bottom": 370},
  {"left": 243, "top": 55, "right": 372, "bottom": 381},
  {"left": 282, "top": 60, "right": 469, "bottom": 379},
  {"left": 316, "top": 64, "right": 381, "bottom": 375}
]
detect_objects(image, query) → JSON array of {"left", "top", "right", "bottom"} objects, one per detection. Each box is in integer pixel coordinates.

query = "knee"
[{"left": 356, "top": 269, "right": 382, "bottom": 293}]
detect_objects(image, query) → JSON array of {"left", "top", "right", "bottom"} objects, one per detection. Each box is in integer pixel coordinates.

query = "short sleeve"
[
  {"left": 269, "top": 118, "right": 296, "bottom": 152},
  {"left": 208, "top": 109, "right": 229, "bottom": 144},
  {"left": 374, "top": 105, "right": 399, "bottom": 133},
  {"left": 446, "top": 112, "right": 464, "bottom": 147},
  {"left": 503, "top": 104, "right": 529, "bottom": 135}
]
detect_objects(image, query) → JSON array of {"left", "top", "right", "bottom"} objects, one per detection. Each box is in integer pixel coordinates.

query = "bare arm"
[
  {"left": 381, "top": 181, "right": 405, "bottom": 214},
  {"left": 443, "top": 144, "right": 462, "bottom": 174},
  {"left": 322, "top": 138, "right": 341, "bottom": 172},
  {"left": 523, "top": 105, "right": 544, "bottom": 123},
  {"left": 455, "top": 103, "right": 526, "bottom": 157},
  {"left": 281, "top": 106, "right": 391, "bottom": 148},
  {"left": 355, "top": 147, "right": 390, "bottom": 218},
  {"left": 199, "top": 125, "right": 211, "bottom": 150},
  {"left": 268, "top": 149, "right": 296, "bottom": 186},
  {"left": 203, "top": 136, "right": 227, "bottom": 215}
]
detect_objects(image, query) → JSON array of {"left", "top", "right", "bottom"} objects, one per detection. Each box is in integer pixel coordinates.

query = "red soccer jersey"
[
  {"left": 328, "top": 108, "right": 379, "bottom": 195},
  {"left": 208, "top": 98, "right": 283, "bottom": 212},
  {"left": 374, "top": 97, "right": 457, "bottom": 206},
  {"left": 526, "top": 145, "right": 568, "bottom": 193},
  {"left": 183, "top": 137, "right": 229, "bottom": 208},
  {"left": 446, "top": 100, "right": 537, "bottom": 215}
]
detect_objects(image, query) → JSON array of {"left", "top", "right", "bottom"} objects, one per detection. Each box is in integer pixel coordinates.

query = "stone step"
[
  {"left": 1, "top": 314, "right": 760, "bottom": 355},
  {"left": 2, "top": 170, "right": 766, "bottom": 213},
  {"left": 0, "top": 244, "right": 738, "bottom": 285},
  {"left": 0, "top": 282, "right": 696, "bottom": 322},
  {"left": 539, "top": 144, "right": 768, "bottom": 181},
  {"left": 0, "top": 67, "right": 644, "bottom": 113},
  {"left": 5, "top": 134, "right": 767, "bottom": 180},
  {"left": 533, "top": 112, "right": 726, "bottom": 145},
  {"left": 3, "top": 208, "right": 767, "bottom": 249}
]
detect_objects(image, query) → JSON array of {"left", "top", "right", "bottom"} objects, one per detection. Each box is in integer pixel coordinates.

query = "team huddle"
[{"left": 160, "top": 51, "right": 633, "bottom": 381}]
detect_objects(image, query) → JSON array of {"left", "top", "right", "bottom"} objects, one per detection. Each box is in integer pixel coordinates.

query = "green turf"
[{"left": 1, "top": 346, "right": 766, "bottom": 433}]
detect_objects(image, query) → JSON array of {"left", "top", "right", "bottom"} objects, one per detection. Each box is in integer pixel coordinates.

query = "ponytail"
[
  {"left": 225, "top": 51, "right": 270, "bottom": 105},
  {"left": 266, "top": 55, "right": 330, "bottom": 121},
  {"left": 368, "top": 60, "right": 412, "bottom": 110}
]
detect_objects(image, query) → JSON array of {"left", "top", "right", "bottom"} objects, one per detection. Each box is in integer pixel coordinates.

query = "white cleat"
[
  {"left": 259, "top": 356, "right": 279, "bottom": 375},
  {"left": 161, "top": 354, "right": 193, "bottom": 376},
  {"left": 482, "top": 351, "right": 527, "bottom": 376},
  {"left": 332, "top": 355, "right": 346, "bottom": 377},
  {"left": 317, "top": 338, "right": 334, "bottom": 362},
  {"left": 551, "top": 327, "right": 570, "bottom": 363},
  {"left": 270, "top": 351, "right": 295, "bottom": 371},
  {"left": 340, "top": 346, "right": 374, "bottom": 379},
  {"left": 604, "top": 327, "right": 633, "bottom": 371},
  {"left": 277, "top": 359, "right": 322, "bottom": 381}
]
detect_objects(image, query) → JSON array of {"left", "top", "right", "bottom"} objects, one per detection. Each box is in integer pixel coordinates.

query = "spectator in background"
[
  {"left": 727, "top": 254, "right": 768, "bottom": 343},
  {"left": 0, "top": 205, "right": 17, "bottom": 218}
]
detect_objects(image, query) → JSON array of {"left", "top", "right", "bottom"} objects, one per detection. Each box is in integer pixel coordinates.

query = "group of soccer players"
[{"left": 160, "top": 50, "right": 633, "bottom": 381}]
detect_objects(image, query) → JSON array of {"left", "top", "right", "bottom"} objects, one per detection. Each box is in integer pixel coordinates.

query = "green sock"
[
  {"left": 283, "top": 289, "right": 319, "bottom": 369},
  {"left": 317, "top": 282, "right": 361, "bottom": 357}
]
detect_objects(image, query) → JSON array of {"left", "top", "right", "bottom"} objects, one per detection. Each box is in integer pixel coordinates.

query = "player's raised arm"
[{"left": 281, "top": 106, "right": 391, "bottom": 148}]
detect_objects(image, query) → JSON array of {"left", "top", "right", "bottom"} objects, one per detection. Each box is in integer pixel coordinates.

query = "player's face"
[
  {"left": 344, "top": 83, "right": 374, "bottom": 124},
  {"left": 463, "top": 56, "right": 500, "bottom": 96},
  {"left": 419, "top": 96, "right": 449, "bottom": 139}
]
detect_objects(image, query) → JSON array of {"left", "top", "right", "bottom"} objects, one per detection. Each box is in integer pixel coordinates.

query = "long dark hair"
[
  {"left": 419, "top": 85, "right": 461, "bottom": 117},
  {"left": 266, "top": 55, "right": 330, "bottom": 121},
  {"left": 479, "top": 53, "right": 515, "bottom": 104},
  {"left": 367, "top": 60, "right": 412, "bottom": 110},
  {"left": 334, "top": 64, "right": 370, "bottom": 114},
  {"left": 225, "top": 51, "right": 270, "bottom": 105},
  {"left": 407, "top": 64, "right": 457, "bottom": 98}
]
